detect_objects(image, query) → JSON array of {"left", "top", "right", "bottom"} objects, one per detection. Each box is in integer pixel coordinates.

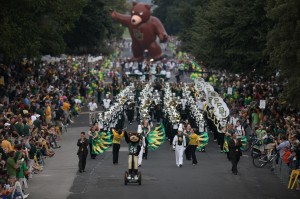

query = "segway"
[
  {"left": 124, "top": 170, "right": 141, "bottom": 185},
  {"left": 124, "top": 154, "right": 142, "bottom": 185}
]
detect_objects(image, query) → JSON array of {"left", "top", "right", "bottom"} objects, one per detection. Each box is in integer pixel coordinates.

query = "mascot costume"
[
  {"left": 124, "top": 130, "right": 142, "bottom": 184},
  {"left": 111, "top": 1, "right": 168, "bottom": 61}
]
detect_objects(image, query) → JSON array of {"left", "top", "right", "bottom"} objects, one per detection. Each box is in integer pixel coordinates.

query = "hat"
[
  {"left": 137, "top": 125, "right": 142, "bottom": 134},
  {"left": 4, "top": 123, "right": 11, "bottom": 127}
]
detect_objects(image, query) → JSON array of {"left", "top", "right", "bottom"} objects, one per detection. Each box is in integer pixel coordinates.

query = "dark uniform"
[{"left": 77, "top": 137, "right": 89, "bottom": 172}]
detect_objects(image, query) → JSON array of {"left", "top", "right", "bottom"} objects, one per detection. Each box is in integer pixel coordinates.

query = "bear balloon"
[{"left": 111, "top": 1, "right": 168, "bottom": 61}]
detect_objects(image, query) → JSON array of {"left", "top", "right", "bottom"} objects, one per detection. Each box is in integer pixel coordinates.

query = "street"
[{"left": 27, "top": 112, "right": 299, "bottom": 199}]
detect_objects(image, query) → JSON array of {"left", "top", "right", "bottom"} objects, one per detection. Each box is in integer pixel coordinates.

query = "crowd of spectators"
[
  {"left": 0, "top": 52, "right": 125, "bottom": 198},
  {"left": 206, "top": 69, "right": 300, "bottom": 189}
]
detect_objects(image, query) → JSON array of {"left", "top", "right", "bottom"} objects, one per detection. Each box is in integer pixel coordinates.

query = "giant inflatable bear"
[{"left": 111, "top": 1, "right": 168, "bottom": 61}]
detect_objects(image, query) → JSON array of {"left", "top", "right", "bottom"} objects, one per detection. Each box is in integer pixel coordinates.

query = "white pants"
[
  {"left": 175, "top": 145, "right": 184, "bottom": 165},
  {"left": 28, "top": 159, "right": 34, "bottom": 174},
  {"left": 18, "top": 178, "right": 28, "bottom": 189},
  {"left": 138, "top": 138, "right": 145, "bottom": 165},
  {"left": 13, "top": 181, "right": 27, "bottom": 197}
]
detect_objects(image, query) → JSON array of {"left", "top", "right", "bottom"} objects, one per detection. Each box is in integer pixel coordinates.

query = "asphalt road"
[{"left": 26, "top": 111, "right": 299, "bottom": 199}]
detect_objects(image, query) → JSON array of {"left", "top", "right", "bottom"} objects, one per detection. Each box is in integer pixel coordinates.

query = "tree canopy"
[
  {"left": 0, "top": 0, "right": 128, "bottom": 62},
  {"left": 64, "top": 0, "right": 128, "bottom": 55}
]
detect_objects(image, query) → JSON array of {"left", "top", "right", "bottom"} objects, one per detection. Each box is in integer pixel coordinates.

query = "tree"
[
  {"left": 0, "top": 0, "right": 88, "bottom": 63},
  {"left": 64, "top": 0, "right": 128, "bottom": 55},
  {"left": 179, "top": 0, "right": 270, "bottom": 73},
  {"left": 266, "top": 0, "right": 300, "bottom": 107},
  {"left": 152, "top": 0, "right": 206, "bottom": 35}
]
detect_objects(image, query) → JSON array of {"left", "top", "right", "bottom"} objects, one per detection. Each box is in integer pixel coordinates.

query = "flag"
[
  {"left": 147, "top": 123, "right": 166, "bottom": 151},
  {"left": 92, "top": 131, "right": 113, "bottom": 154},
  {"left": 197, "top": 132, "right": 209, "bottom": 150}
]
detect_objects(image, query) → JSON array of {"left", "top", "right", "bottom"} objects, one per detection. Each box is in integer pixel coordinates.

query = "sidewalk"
[{"left": 26, "top": 126, "right": 86, "bottom": 199}]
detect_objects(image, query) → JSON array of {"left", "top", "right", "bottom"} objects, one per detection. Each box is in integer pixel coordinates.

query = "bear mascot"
[
  {"left": 111, "top": 1, "right": 168, "bottom": 61},
  {"left": 124, "top": 130, "right": 142, "bottom": 180}
]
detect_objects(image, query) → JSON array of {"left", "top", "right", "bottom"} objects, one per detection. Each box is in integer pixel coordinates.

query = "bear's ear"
[
  {"left": 132, "top": 1, "right": 137, "bottom": 7},
  {"left": 144, "top": 4, "right": 152, "bottom": 10}
]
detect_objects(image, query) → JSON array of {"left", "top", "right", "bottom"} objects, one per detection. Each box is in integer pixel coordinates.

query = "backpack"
[{"left": 282, "top": 147, "right": 291, "bottom": 164}]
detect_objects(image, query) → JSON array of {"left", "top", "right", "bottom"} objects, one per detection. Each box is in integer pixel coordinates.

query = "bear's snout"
[{"left": 131, "top": 15, "right": 142, "bottom": 25}]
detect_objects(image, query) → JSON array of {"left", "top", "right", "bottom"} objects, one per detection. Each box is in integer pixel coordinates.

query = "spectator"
[
  {"left": 275, "top": 135, "right": 290, "bottom": 158},
  {"left": 1, "top": 136, "right": 12, "bottom": 153}
]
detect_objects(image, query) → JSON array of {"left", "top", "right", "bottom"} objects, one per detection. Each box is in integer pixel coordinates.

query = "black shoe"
[
  {"left": 79, "top": 170, "right": 82, "bottom": 173},
  {"left": 179, "top": 164, "right": 182, "bottom": 167},
  {"left": 83, "top": 170, "right": 85, "bottom": 172},
  {"left": 186, "top": 158, "right": 191, "bottom": 160}
]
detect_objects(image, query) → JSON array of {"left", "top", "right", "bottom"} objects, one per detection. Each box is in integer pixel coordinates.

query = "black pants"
[
  {"left": 213, "top": 127, "right": 219, "bottom": 141},
  {"left": 190, "top": 145, "right": 198, "bottom": 164},
  {"left": 112, "top": 143, "right": 120, "bottom": 164},
  {"left": 127, "top": 109, "right": 134, "bottom": 123},
  {"left": 143, "top": 139, "right": 149, "bottom": 159},
  {"left": 231, "top": 154, "right": 240, "bottom": 174},
  {"left": 185, "top": 145, "right": 191, "bottom": 160},
  {"left": 89, "top": 143, "right": 97, "bottom": 159},
  {"left": 218, "top": 133, "right": 225, "bottom": 151},
  {"left": 78, "top": 152, "right": 87, "bottom": 171}
]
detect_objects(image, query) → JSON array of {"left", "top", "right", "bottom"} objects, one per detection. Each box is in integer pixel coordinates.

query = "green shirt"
[
  {"left": 252, "top": 113, "right": 259, "bottom": 124},
  {"left": 22, "top": 124, "right": 30, "bottom": 136},
  {"left": 256, "top": 129, "right": 266, "bottom": 141},
  {"left": 15, "top": 122, "right": 23, "bottom": 135},
  {"left": 16, "top": 161, "right": 28, "bottom": 178},
  {"left": 7, "top": 157, "right": 17, "bottom": 177}
]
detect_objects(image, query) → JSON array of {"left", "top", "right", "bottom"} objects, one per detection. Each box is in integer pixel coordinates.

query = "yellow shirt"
[
  {"left": 2, "top": 140, "right": 13, "bottom": 153},
  {"left": 45, "top": 106, "right": 51, "bottom": 119},
  {"left": 62, "top": 102, "right": 70, "bottom": 111},
  {"left": 189, "top": 133, "right": 199, "bottom": 146},
  {"left": 112, "top": 129, "right": 124, "bottom": 144}
]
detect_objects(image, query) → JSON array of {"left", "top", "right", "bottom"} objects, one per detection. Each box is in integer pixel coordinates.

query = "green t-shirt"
[
  {"left": 15, "top": 122, "right": 23, "bottom": 135},
  {"left": 22, "top": 124, "right": 30, "bottom": 136},
  {"left": 16, "top": 161, "right": 28, "bottom": 178},
  {"left": 256, "top": 129, "right": 266, "bottom": 141},
  {"left": 7, "top": 157, "right": 17, "bottom": 177},
  {"left": 252, "top": 113, "right": 259, "bottom": 124}
]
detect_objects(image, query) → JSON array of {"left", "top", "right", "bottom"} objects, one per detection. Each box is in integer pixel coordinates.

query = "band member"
[
  {"left": 180, "top": 97, "right": 188, "bottom": 120},
  {"left": 171, "top": 121, "right": 179, "bottom": 145},
  {"left": 137, "top": 124, "right": 146, "bottom": 167},
  {"left": 77, "top": 132, "right": 89, "bottom": 173},
  {"left": 127, "top": 97, "right": 135, "bottom": 124},
  {"left": 141, "top": 118, "right": 151, "bottom": 159},
  {"left": 198, "top": 120, "right": 207, "bottom": 152},
  {"left": 112, "top": 129, "right": 124, "bottom": 164},
  {"left": 184, "top": 124, "right": 192, "bottom": 160},
  {"left": 188, "top": 128, "right": 199, "bottom": 165},
  {"left": 173, "top": 129, "right": 186, "bottom": 167},
  {"left": 88, "top": 125, "right": 98, "bottom": 159},
  {"left": 103, "top": 94, "right": 111, "bottom": 111},
  {"left": 228, "top": 132, "right": 242, "bottom": 175},
  {"left": 144, "top": 64, "right": 150, "bottom": 81}
]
